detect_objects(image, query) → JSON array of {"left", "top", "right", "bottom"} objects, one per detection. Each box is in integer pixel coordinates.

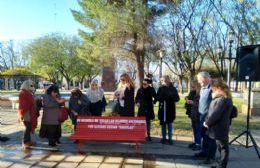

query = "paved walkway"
[{"left": 0, "top": 108, "right": 260, "bottom": 168}]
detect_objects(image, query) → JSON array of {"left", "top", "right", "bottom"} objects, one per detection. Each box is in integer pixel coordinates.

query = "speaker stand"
[{"left": 229, "top": 79, "right": 260, "bottom": 158}]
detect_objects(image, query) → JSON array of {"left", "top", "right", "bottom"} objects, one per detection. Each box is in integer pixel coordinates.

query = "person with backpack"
[{"left": 203, "top": 79, "right": 233, "bottom": 168}]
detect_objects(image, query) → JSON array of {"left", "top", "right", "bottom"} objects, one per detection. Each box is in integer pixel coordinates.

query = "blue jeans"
[
  {"left": 200, "top": 113, "right": 208, "bottom": 153},
  {"left": 161, "top": 123, "right": 173, "bottom": 140},
  {"left": 192, "top": 120, "right": 201, "bottom": 145}
]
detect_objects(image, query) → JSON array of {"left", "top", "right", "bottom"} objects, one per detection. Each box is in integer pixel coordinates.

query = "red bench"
[{"left": 69, "top": 116, "right": 146, "bottom": 151}]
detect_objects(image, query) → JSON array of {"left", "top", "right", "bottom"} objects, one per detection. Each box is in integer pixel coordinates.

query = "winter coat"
[
  {"left": 156, "top": 83, "right": 180, "bottom": 125},
  {"left": 119, "top": 86, "right": 135, "bottom": 117},
  {"left": 135, "top": 86, "right": 156, "bottom": 120},
  {"left": 205, "top": 96, "right": 233, "bottom": 141},
  {"left": 184, "top": 90, "right": 196, "bottom": 117},
  {"left": 41, "top": 94, "right": 60, "bottom": 125},
  {"left": 69, "top": 94, "right": 90, "bottom": 125},
  {"left": 18, "top": 89, "right": 38, "bottom": 133},
  {"left": 190, "top": 94, "right": 200, "bottom": 122}
]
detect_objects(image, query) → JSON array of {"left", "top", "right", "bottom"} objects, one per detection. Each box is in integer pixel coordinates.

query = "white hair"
[
  {"left": 197, "top": 71, "right": 211, "bottom": 78},
  {"left": 20, "top": 80, "right": 34, "bottom": 91}
]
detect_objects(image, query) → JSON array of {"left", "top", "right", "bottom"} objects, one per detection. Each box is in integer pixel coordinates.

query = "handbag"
[
  {"left": 111, "top": 100, "right": 121, "bottom": 115},
  {"left": 59, "top": 106, "right": 69, "bottom": 123},
  {"left": 230, "top": 105, "right": 238, "bottom": 119}
]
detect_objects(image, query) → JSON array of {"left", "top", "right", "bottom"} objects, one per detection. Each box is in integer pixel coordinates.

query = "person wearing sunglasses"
[
  {"left": 113, "top": 73, "right": 135, "bottom": 116},
  {"left": 40, "top": 84, "right": 65, "bottom": 147},
  {"left": 135, "top": 78, "right": 156, "bottom": 141},
  {"left": 17, "top": 80, "right": 38, "bottom": 149}
]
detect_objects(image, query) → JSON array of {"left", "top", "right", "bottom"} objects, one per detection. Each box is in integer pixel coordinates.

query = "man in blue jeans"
[{"left": 194, "top": 72, "right": 216, "bottom": 164}]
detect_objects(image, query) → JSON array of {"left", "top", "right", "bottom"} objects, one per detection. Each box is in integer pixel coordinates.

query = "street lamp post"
[
  {"left": 159, "top": 50, "right": 163, "bottom": 79},
  {"left": 217, "top": 46, "right": 224, "bottom": 77},
  {"left": 227, "top": 31, "right": 234, "bottom": 88}
]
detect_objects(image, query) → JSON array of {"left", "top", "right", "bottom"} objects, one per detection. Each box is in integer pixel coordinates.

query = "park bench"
[{"left": 69, "top": 116, "right": 146, "bottom": 151}]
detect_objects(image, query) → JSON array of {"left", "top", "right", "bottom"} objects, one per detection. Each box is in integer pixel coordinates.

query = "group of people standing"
[
  {"left": 17, "top": 79, "right": 106, "bottom": 148},
  {"left": 114, "top": 73, "right": 180, "bottom": 144},
  {"left": 16, "top": 73, "right": 180, "bottom": 148},
  {"left": 14, "top": 71, "right": 233, "bottom": 168},
  {"left": 185, "top": 72, "right": 233, "bottom": 168}
]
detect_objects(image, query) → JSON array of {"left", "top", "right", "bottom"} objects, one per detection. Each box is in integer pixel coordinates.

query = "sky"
[{"left": 0, "top": 0, "right": 85, "bottom": 41}]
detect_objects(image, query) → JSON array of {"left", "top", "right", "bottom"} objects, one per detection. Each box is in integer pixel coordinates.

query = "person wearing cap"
[{"left": 86, "top": 79, "right": 104, "bottom": 116}]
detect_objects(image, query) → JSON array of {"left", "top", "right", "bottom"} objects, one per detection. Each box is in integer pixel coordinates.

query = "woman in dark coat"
[
  {"left": 156, "top": 75, "right": 180, "bottom": 145},
  {"left": 204, "top": 79, "right": 233, "bottom": 168},
  {"left": 135, "top": 78, "right": 156, "bottom": 141},
  {"left": 69, "top": 88, "right": 90, "bottom": 126},
  {"left": 114, "top": 73, "right": 135, "bottom": 116},
  {"left": 185, "top": 80, "right": 201, "bottom": 150}
]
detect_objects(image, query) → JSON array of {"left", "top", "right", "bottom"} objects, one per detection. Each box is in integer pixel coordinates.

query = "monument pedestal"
[
  {"left": 242, "top": 88, "right": 260, "bottom": 116},
  {"left": 102, "top": 59, "right": 116, "bottom": 92}
]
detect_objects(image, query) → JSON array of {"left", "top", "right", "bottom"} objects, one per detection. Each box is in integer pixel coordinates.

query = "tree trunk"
[
  {"left": 178, "top": 76, "right": 184, "bottom": 94},
  {"left": 80, "top": 76, "right": 85, "bottom": 90},
  {"left": 187, "top": 71, "right": 196, "bottom": 93},
  {"left": 136, "top": 50, "right": 145, "bottom": 88},
  {"left": 66, "top": 78, "right": 70, "bottom": 90},
  {"left": 133, "top": 32, "right": 145, "bottom": 88}
]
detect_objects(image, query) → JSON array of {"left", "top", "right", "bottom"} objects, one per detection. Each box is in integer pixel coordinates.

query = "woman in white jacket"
[{"left": 86, "top": 79, "right": 104, "bottom": 116}]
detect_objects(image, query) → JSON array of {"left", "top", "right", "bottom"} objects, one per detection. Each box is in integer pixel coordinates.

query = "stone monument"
[
  {"left": 242, "top": 86, "right": 260, "bottom": 116},
  {"left": 101, "top": 59, "right": 116, "bottom": 92}
]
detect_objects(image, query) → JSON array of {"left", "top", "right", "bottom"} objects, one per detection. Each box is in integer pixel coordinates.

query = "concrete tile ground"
[{"left": 0, "top": 108, "right": 260, "bottom": 168}]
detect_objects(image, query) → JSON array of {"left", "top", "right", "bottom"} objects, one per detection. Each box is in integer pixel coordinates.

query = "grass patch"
[{"left": 57, "top": 96, "right": 260, "bottom": 137}]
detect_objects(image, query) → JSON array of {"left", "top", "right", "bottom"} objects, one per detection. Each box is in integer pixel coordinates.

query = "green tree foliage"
[
  {"left": 0, "top": 67, "right": 34, "bottom": 76},
  {"left": 72, "top": 0, "right": 151, "bottom": 85},
  {"left": 23, "top": 33, "right": 100, "bottom": 89}
]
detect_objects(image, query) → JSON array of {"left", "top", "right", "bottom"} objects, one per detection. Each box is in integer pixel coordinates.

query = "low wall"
[
  {"left": 0, "top": 92, "right": 115, "bottom": 110},
  {"left": 0, "top": 99, "right": 13, "bottom": 108}
]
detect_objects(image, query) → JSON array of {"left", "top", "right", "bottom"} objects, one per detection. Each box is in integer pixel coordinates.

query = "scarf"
[{"left": 17, "top": 89, "right": 38, "bottom": 133}]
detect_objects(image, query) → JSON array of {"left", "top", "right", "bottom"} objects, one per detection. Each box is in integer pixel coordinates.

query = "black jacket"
[
  {"left": 135, "top": 86, "right": 156, "bottom": 120},
  {"left": 119, "top": 86, "right": 135, "bottom": 117},
  {"left": 205, "top": 96, "right": 233, "bottom": 141},
  {"left": 185, "top": 90, "right": 196, "bottom": 117},
  {"left": 156, "top": 83, "right": 180, "bottom": 124},
  {"left": 190, "top": 94, "right": 200, "bottom": 122}
]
